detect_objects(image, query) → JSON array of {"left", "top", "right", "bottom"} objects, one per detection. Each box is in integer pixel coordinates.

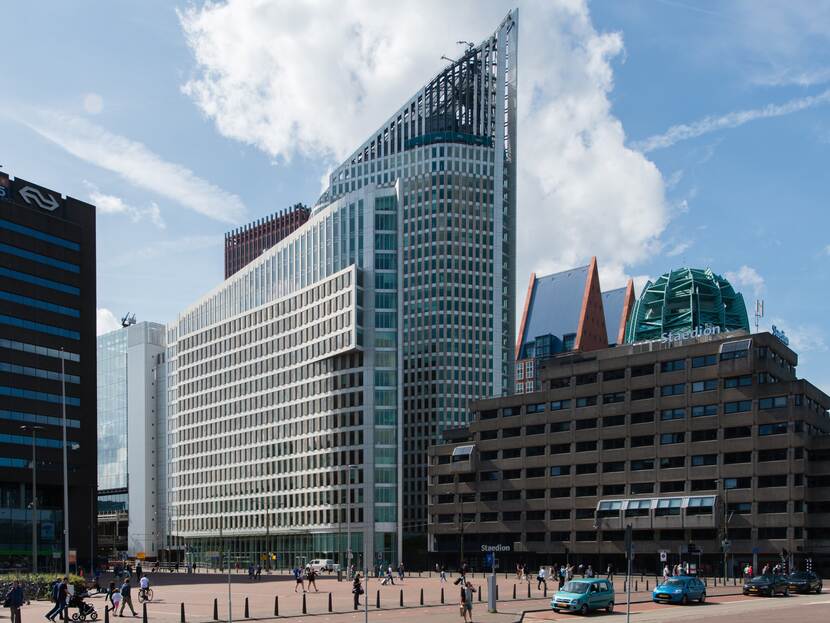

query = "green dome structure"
[{"left": 624, "top": 267, "right": 750, "bottom": 343}]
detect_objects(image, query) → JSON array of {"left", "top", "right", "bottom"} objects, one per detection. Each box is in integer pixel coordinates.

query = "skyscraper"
[
  {"left": 166, "top": 10, "right": 517, "bottom": 566},
  {"left": 0, "top": 170, "right": 97, "bottom": 570}
]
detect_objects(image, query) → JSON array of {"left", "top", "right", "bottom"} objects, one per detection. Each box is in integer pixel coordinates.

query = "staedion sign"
[
  {"left": 481, "top": 544, "right": 511, "bottom": 552},
  {"left": 660, "top": 325, "right": 720, "bottom": 344}
]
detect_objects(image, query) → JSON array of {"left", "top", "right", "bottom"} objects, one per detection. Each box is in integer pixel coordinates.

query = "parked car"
[
  {"left": 743, "top": 574, "right": 789, "bottom": 597},
  {"left": 307, "top": 559, "right": 340, "bottom": 573},
  {"left": 787, "top": 571, "right": 822, "bottom": 594},
  {"left": 652, "top": 576, "right": 706, "bottom": 604},
  {"left": 551, "top": 578, "right": 615, "bottom": 615}
]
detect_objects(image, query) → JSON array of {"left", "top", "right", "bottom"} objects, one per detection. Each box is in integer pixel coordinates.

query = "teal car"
[
  {"left": 652, "top": 576, "right": 706, "bottom": 604},
  {"left": 551, "top": 578, "right": 615, "bottom": 615}
]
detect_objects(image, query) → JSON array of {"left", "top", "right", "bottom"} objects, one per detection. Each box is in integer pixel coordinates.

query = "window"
[
  {"left": 527, "top": 511, "right": 546, "bottom": 521},
  {"left": 480, "top": 491, "right": 498, "bottom": 502},
  {"left": 550, "top": 509, "right": 571, "bottom": 520},
  {"left": 631, "top": 364, "right": 654, "bottom": 377},
  {"left": 596, "top": 500, "right": 622, "bottom": 518},
  {"left": 503, "top": 427, "right": 521, "bottom": 438},
  {"left": 724, "top": 375, "right": 752, "bottom": 389},
  {"left": 660, "top": 456, "right": 685, "bottom": 469},
  {"left": 550, "top": 421, "right": 571, "bottom": 433},
  {"left": 480, "top": 429, "right": 498, "bottom": 440},
  {"left": 630, "top": 458, "right": 655, "bottom": 471},
  {"left": 758, "top": 474, "right": 788, "bottom": 487},
  {"left": 691, "top": 454, "right": 717, "bottom": 466},
  {"left": 661, "top": 408, "right": 685, "bottom": 421},
  {"left": 480, "top": 512, "right": 498, "bottom": 522},
  {"left": 630, "top": 387, "right": 655, "bottom": 401},
  {"left": 502, "top": 511, "right": 521, "bottom": 521},
  {"left": 661, "top": 383, "right": 685, "bottom": 397},
  {"left": 576, "top": 463, "right": 597, "bottom": 474},
  {"left": 660, "top": 432, "right": 685, "bottom": 445},
  {"left": 720, "top": 339, "right": 751, "bottom": 361},
  {"left": 503, "top": 406, "right": 520, "bottom": 417},
  {"left": 723, "top": 476, "right": 752, "bottom": 489},
  {"left": 526, "top": 489, "right": 546, "bottom": 499},
  {"left": 727, "top": 502, "right": 752, "bottom": 513},
  {"left": 549, "top": 377, "right": 571, "bottom": 389},
  {"left": 630, "top": 435, "right": 654, "bottom": 447},
  {"left": 690, "top": 480, "right": 716, "bottom": 492},
  {"left": 686, "top": 497, "right": 715, "bottom": 515},
  {"left": 575, "top": 485, "right": 597, "bottom": 497},
  {"left": 603, "top": 461, "right": 625, "bottom": 473},
  {"left": 758, "top": 448, "right": 787, "bottom": 462},
  {"left": 724, "top": 426, "right": 751, "bottom": 439},
  {"left": 603, "top": 369, "right": 626, "bottom": 381},
  {"left": 550, "top": 465, "right": 570, "bottom": 477},
  {"left": 723, "top": 451, "right": 752, "bottom": 464},
  {"left": 625, "top": 499, "right": 652, "bottom": 517},
  {"left": 526, "top": 445, "right": 546, "bottom": 457},
  {"left": 630, "top": 482, "right": 654, "bottom": 494},
  {"left": 655, "top": 498, "right": 682, "bottom": 516},
  {"left": 603, "top": 392, "right": 625, "bottom": 404},
  {"left": 502, "top": 469, "right": 521, "bottom": 480},
  {"left": 758, "top": 501, "right": 788, "bottom": 514},
  {"left": 550, "top": 399, "right": 571, "bottom": 411},
  {"left": 602, "top": 437, "right": 625, "bottom": 450},
  {"left": 479, "top": 450, "right": 498, "bottom": 460},
  {"left": 692, "top": 379, "right": 718, "bottom": 393},
  {"left": 503, "top": 448, "right": 521, "bottom": 459},
  {"left": 602, "top": 484, "right": 625, "bottom": 495},
  {"left": 758, "top": 527, "right": 787, "bottom": 539},
  {"left": 575, "top": 440, "right": 598, "bottom": 452},
  {"left": 576, "top": 396, "right": 597, "bottom": 408},
  {"left": 575, "top": 508, "right": 595, "bottom": 519},
  {"left": 630, "top": 411, "right": 654, "bottom": 424},
  {"left": 758, "top": 372, "right": 779, "bottom": 384},
  {"left": 575, "top": 531, "right": 597, "bottom": 541},
  {"left": 603, "top": 414, "right": 625, "bottom": 427},
  {"left": 550, "top": 487, "right": 570, "bottom": 498},
  {"left": 526, "top": 402, "right": 546, "bottom": 414},
  {"left": 550, "top": 531, "right": 570, "bottom": 541},
  {"left": 526, "top": 424, "right": 546, "bottom": 436},
  {"left": 692, "top": 354, "right": 717, "bottom": 368},
  {"left": 692, "top": 404, "right": 718, "bottom": 418},
  {"left": 691, "top": 429, "right": 718, "bottom": 442},
  {"left": 575, "top": 418, "right": 597, "bottom": 430},
  {"left": 503, "top": 490, "right": 521, "bottom": 500},
  {"left": 724, "top": 400, "right": 752, "bottom": 414},
  {"left": 759, "top": 423, "right": 788, "bottom": 436},
  {"left": 526, "top": 467, "right": 546, "bottom": 478},
  {"left": 661, "top": 359, "right": 685, "bottom": 372},
  {"left": 759, "top": 395, "right": 788, "bottom": 410},
  {"left": 479, "top": 470, "right": 499, "bottom": 481},
  {"left": 660, "top": 481, "right": 685, "bottom": 493},
  {"left": 576, "top": 373, "right": 597, "bottom": 385},
  {"left": 550, "top": 442, "right": 570, "bottom": 454}
]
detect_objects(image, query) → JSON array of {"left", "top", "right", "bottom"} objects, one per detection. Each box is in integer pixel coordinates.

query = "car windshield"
[
  {"left": 562, "top": 582, "right": 590, "bottom": 594},
  {"left": 663, "top": 579, "right": 685, "bottom": 586},
  {"left": 751, "top": 575, "right": 772, "bottom": 582},
  {"left": 789, "top": 573, "right": 808, "bottom": 580}
]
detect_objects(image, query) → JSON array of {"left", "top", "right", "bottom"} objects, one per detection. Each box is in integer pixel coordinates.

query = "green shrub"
[{"left": 0, "top": 573, "right": 86, "bottom": 601}]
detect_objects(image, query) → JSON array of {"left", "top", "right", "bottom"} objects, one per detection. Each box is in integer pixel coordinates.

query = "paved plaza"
[{"left": 3, "top": 571, "right": 766, "bottom": 623}]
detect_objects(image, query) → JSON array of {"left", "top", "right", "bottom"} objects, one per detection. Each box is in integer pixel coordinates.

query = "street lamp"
[
  {"left": 60, "top": 349, "right": 70, "bottom": 576},
  {"left": 21, "top": 424, "right": 45, "bottom": 573}
]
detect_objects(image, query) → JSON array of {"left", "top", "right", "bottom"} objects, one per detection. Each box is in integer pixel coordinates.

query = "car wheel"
[
  {"left": 783, "top": 588, "right": 789, "bottom": 597},
  {"left": 681, "top": 595, "right": 689, "bottom": 605},
  {"left": 817, "top": 585, "right": 822, "bottom": 594},
  {"left": 699, "top": 593, "right": 706, "bottom": 603},
  {"left": 553, "top": 608, "right": 559, "bottom": 613},
  {"left": 580, "top": 604, "right": 589, "bottom": 616},
  {"left": 606, "top": 602, "right": 614, "bottom": 613}
]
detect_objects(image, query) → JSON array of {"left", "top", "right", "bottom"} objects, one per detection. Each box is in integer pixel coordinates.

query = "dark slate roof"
[
  {"left": 520, "top": 265, "right": 589, "bottom": 357},
  {"left": 602, "top": 287, "right": 627, "bottom": 345}
]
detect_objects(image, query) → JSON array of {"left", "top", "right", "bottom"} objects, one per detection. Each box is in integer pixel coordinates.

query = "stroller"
[{"left": 68, "top": 591, "right": 98, "bottom": 621}]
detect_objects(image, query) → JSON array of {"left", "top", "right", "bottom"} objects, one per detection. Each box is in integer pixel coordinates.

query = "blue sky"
[{"left": 1, "top": 0, "right": 828, "bottom": 389}]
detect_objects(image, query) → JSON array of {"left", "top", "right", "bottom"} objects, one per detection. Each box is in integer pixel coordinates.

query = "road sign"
[
  {"left": 659, "top": 551, "right": 667, "bottom": 562},
  {"left": 752, "top": 547, "right": 760, "bottom": 555}
]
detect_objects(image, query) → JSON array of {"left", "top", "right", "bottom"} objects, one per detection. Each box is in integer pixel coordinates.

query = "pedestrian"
[
  {"left": 109, "top": 582, "right": 122, "bottom": 617},
  {"left": 440, "top": 564, "right": 448, "bottom": 583},
  {"left": 536, "top": 566, "right": 547, "bottom": 590},
  {"left": 44, "top": 577, "right": 62, "bottom": 621},
  {"left": 558, "top": 565, "right": 565, "bottom": 590},
  {"left": 352, "top": 572, "right": 364, "bottom": 609},
  {"left": 45, "top": 577, "right": 68, "bottom": 622},
  {"left": 248, "top": 564, "right": 254, "bottom": 581},
  {"left": 307, "top": 567, "right": 319, "bottom": 592},
  {"left": 662, "top": 564, "right": 669, "bottom": 583},
  {"left": 4, "top": 579, "right": 25, "bottom": 623},
  {"left": 461, "top": 581, "right": 475, "bottom": 623},
  {"left": 578, "top": 563, "right": 584, "bottom": 577},
  {"left": 397, "top": 563, "right": 405, "bottom": 582},
  {"left": 606, "top": 563, "right": 614, "bottom": 581},
  {"left": 586, "top": 565, "right": 594, "bottom": 579},
  {"left": 516, "top": 563, "right": 522, "bottom": 580},
  {"left": 119, "top": 577, "right": 137, "bottom": 617},
  {"left": 293, "top": 567, "right": 305, "bottom": 593},
  {"left": 136, "top": 562, "right": 142, "bottom": 578},
  {"left": 256, "top": 564, "right": 262, "bottom": 580}
]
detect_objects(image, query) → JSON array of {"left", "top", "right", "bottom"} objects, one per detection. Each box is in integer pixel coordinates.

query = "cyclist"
[{"left": 138, "top": 574, "right": 151, "bottom": 601}]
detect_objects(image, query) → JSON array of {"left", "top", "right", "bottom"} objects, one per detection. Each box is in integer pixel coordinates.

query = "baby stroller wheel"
[
  {"left": 71, "top": 613, "right": 80, "bottom": 620},
  {"left": 90, "top": 612, "right": 98, "bottom": 621}
]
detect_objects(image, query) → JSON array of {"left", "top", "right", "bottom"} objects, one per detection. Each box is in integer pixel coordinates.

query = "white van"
[{"left": 308, "top": 559, "right": 340, "bottom": 573}]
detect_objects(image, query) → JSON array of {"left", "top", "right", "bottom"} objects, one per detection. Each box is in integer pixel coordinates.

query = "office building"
[
  {"left": 165, "top": 10, "right": 518, "bottom": 569},
  {"left": 224, "top": 204, "right": 310, "bottom": 278},
  {"left": 428, "top": 327, "right": 830, "bottom": 573},
  {"left": 97, "top": 321, "right": 168, "bottom": 561},
  {"left": 0, "top": 171, "right": 96, "bottom": 570},
  {"left": 515, "top": 258, "right": 635, "bottom": 394}
]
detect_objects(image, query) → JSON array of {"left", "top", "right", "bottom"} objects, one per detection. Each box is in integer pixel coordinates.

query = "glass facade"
[{"left": 97, "top": 330, "right": 128, "bottom": 492}]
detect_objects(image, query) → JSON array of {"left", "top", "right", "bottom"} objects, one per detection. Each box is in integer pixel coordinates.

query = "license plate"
[
  {"left": 556, "top": 602, "right": 568, "bottom": 607},
  {"left": 789, "top": 585, "right": 798, "bottom": 589},
  {"left": 657, "top": 594, "right": 670, "bottom": 599},
  {"left": 749, "top": 588, "right": 757, "bottom": 592}
]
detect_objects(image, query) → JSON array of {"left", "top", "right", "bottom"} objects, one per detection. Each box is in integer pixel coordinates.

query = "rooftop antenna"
[
  {"left": 120, "top": 312, "right": 136, "bottom": 328},
  {"left": 754, "top": 299, "right": 764, "bottom": 334},
  {"left": 440, "top": 55, "right": 456, "bottom": 63}
]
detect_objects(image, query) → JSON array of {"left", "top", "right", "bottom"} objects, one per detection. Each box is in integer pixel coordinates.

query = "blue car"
[{"left": 652, "top": 576, "right": 706, "bottom": 604}]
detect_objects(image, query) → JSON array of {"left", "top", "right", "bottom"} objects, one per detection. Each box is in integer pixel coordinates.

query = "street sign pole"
[
  {"left": 625, "top": 525, "right": 632, "bottom": 623},
  {"left": 487, "top": 552, "right": 497, "bottom": 613}
]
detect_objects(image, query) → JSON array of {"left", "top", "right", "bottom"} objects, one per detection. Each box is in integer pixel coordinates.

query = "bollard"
[
  {"left": 274, "top": 595, "right": 279, "bottom": 617},
  {"left": 733, "top": 577, "right": 737, "bottom": 586},
  {"left": 64, "top": 605, "right": 69, "bottom": 623},
  {"left": 213, "top": 598, "right": 218, "bottom": 621},
  {"left": 635, "top": 581, "right": 638, "bottom": 591},
  {"left": 441, "top": 587, "right": 445, "bottom": 604},
  {"left": 244, "top": 597, "right": 249, "bottom": 619},
  {"left": 328, "top": 592, "right": 333, "bottom": 613},
  {"left": 420, "top": 587, "right": 424, "bottom": 605},
  {"left": 302, "top": 593, "right": 307, "bottom": 615},
  {"left": 142, "top": 603, "right": 148, "bottom": 623},
  {"left": 513, "top": 584, "right": 516, "bottom": 599},
  {"left": 527, "top": 583, "right": 531, "bottom": 598},
  {"left": 544, "top": 583, "right": 547, "bottom": 597},
  {"left": 496, "top": 585, "right": 499, "bottom": 601},
  {"left": 180, "top": 602, "right": 185, "bottom": 623},
  {"left": 623, "top": 581, "right": 626, "bottom": 592},
  {"left": 399, "top": 589, "right": 403, "bottom": 607},
  {"left": 105, "top": 606, "right": 110, "bottom": 623},
  {"left": 376, "top": 589, "right": 380, "bottom": 609},
  {"left": 646, "top": 581, "right": 649, "bottom": 591},
  {"left": 478, "top": 585, "right": 482, "bottom": 602}
]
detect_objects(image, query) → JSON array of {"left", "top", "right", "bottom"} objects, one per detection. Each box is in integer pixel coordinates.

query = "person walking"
[
  {"left": 606, "top": 563, "right": 614, "bottom": 581},
  {"left": 306, "top": 567, "right": 319, "bottom": 592},
  {"left": 586, "top": 565, "right": 594, "bottom": 579},
  {"left": 536, "top": 566, "right": 547, "bottom": 591},
  {"left": 255, "top": 564, "right": 262, "bottom": 580},
  {"left": 46, "top": 577, "right": 68, "bottom": 622},
  {"left": 440, "top": 564, "right": 448, "bottom": 583},
  {"left": 4, "top": 579, "right": 25, "bottom": 623},
  {"left": 293, "top": 567, "right": 305, "bottom": 593},
  {"left": 558, "top": 565, "right": 566, "bottom": 590},
  {"left": 397, "top": 563, "right": 405, "bottom": 582},
  {"left": 44, "top": 577, "right": 62, "bottom": 621},
  {"left": 460, "top": 581, "right": 475, "bottom": 623},
  {"left": 119, "top": 578, "right": 137, "bottom": 617},
  {"left": 135, "top": 562, "right": 142, "bottom": 579},
  {"left": 662, "top": 565, "right": 670, "bottom": 583},
  {"left": 352, "top": 573, "right": 364, "bottom": 609},
  {"left": 106, "top": 581, "right": 121, "bottom": 617}
]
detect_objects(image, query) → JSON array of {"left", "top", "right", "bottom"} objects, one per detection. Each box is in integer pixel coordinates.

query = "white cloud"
[
  {"left": 635, "top": 89, "right": 830, "bottom": 152},
  {"left": 725, "top": 265, "right": 765, "bottom": 297},
  {"left": 824, "top": 244, "right": 830, "bottom": 256},
  {"left": 18, "top": 110, "right": 246, "bottom": 224},
  {"left": 110, "top": 234, "right": 223, "bottom": 268},
  {"left": 85, "top": 182, "right": 166, "bottom": 229},
  {"left": 97, "top": 308, "right": 121, "bottom": 335},
  {"left": 767, "top": 318, "right": 827, "bottom": 355},
  {"left": 179, "top": 0, "right": 669, "bottom": 291},
  {"left": 83, "top": 93, "right": 104, "bottom": 115},
  {"left": 666, "top": 241, "right": 692, "bottom": 257}
]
